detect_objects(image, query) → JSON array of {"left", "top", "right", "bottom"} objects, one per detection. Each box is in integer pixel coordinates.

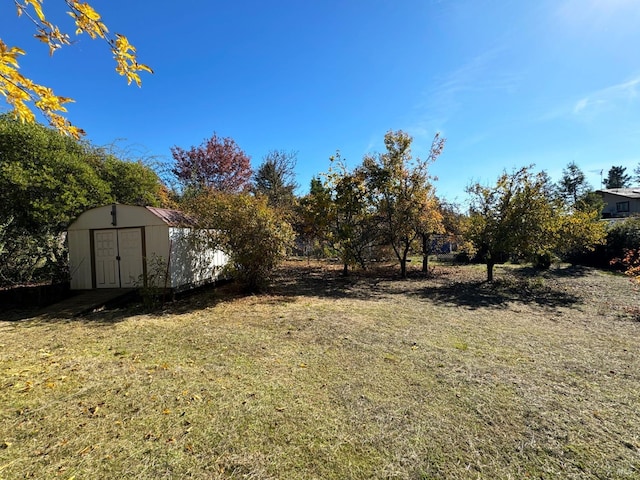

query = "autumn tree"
[
  {"left": 363, "top": 130, "right": 445, "bottom": 278},
  {"left": 297, "top": 155, "right": 379, "bottom": 274},
  {"left": 604, "top": 166, "right": 631, "bottom": 189},
  {"left": 253, "top": 150, "right": 298, "bottom": 211},
  {"left": 420, "top": 200, "right": 464, "bottom": 271},
  {"left": 466, "top": 166, "right": 605, "bottom": 282},
  {"left": 552, "top": 164, "right": 607, "bottom": 263},
  {"left": 2, "top": 0, "right": 152, "bottom": 137},
  {"left": 618, "top": 248, "right": 640, "bottom": 285},
  {"left": 328, "top": 157, "right": 379, "bottom": 275},
  {"left": 553, "top": 208, "right": 606, "bottom": 263},
  {"left": 417, "top": 196, "right": 445, "bottom": 273},
  {"left": 465, "top": 167, "right": 556, "bottom": 281},
  {"left": 182, "top": 192, "right": 294, "bottom": 292},
  {"left": 296, "top": 176, "right": 333, "bottom": 259},
  {"left": 171, "top": 133, "right": 253, "bottom": 194}
]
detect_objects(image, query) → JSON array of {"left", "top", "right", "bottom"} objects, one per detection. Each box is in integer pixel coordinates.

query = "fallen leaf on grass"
[
  {"left": 18, "top": 381, "right": 32, "bottom": 392},
  {"left": 76, "top": 445, "right": 97, "bottom": 455}
]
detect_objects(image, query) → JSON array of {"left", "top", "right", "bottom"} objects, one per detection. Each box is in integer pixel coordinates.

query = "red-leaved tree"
[{"left": 171, "top": 133, "right": 253, "bottom": 193}]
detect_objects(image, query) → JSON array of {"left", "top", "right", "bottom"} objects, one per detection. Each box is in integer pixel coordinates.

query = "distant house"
[
  {"left": 67, "top": 204, "right": 228, "bottom": 291},
  {"left": 597, "top": 189, "right": 640, "bottom": 218}
]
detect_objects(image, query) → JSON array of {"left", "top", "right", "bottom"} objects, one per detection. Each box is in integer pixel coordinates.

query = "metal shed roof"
[{"left": 145, "top": 206, "right": 199, "bottom": 227}]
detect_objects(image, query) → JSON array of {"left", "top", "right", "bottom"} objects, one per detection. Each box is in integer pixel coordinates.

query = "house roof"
[
  {"left": 145, "top": 206, "right": 199, "bottom": 227},
  {"left": 597, "top": 188, "right": 640, "bottom": 199}
]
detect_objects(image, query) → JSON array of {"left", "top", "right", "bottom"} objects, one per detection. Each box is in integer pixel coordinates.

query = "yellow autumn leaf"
[
  {"left": 73, "top": 1, "right": 102, "bottom": 22},
  {"left": 3, "top": 0, "right": 152, "bottom": 136},
  {"left": 24, "top": 0, "right": 45, "bottom": 21},
  {"left": 138, "top": 63, "right": 153, "bottom": 74}
]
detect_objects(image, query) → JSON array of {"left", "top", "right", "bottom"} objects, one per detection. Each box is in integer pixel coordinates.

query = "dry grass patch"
[{"left": 1, "top": 262, "right": 640, "bottom": 479}]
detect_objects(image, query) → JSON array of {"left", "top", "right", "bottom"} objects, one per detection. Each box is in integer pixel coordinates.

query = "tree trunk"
[
  {"left": 342, "top": 262, "right": 349, "bottom": 277},
  {"left": 486, "top": 261, "right": 495, "bottom": 282},
  {"left": 422, "top": 233, "right": 429, "bottom": 273},
  {"left": 400, "top": 258, "right": 407, "bottom": 278}
]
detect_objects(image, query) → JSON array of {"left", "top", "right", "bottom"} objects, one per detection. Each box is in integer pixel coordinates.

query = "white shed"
[{"left": 67, "top": 204, "right": 228, "bottom": 291}]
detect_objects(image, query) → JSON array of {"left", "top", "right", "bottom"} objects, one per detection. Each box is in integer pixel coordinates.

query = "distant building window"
[{"left": 616, "top": 201, "right": 630, "bottom": 213}]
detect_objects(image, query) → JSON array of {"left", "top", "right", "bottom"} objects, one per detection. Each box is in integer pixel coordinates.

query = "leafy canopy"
[
  {"left": 171, "top": 133, "right": 253, "bottom": 194},
  {"left": 0, "top": 115, "right": 168, "bottom": 285},
  {"left": 319, "top": 153, "right": 380, "bottom": 274},
  {"left": 0, "top": 114, "right": 111, "bottom": 231},
  {"left": 465, "top": 166, "right": 606, "bottom": 282},
  {"left": 182, "top": 191, "right": 294, "bottom": 293},
  {"left": 1, "top": 0, "right": 152, "bottom": 138},
  {"left": 363, "top": 130, "right": 444, "bottom": 277}
]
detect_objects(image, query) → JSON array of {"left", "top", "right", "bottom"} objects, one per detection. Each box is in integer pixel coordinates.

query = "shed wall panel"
[
  {"left": 68, "top": 230, "right": 92, "bottom": 289},
  {"left": 144, "top": 225, "right": 172, "bottom": 286},
  {"left": 169, "top": 228, "right": 228, "bottom": 289}
]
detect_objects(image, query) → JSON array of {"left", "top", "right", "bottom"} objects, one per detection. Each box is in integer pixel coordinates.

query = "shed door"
[
  {"left": 94, "top": 230, "right": 119, "bottom": 288},
  {"left": 118, "top": 228, "right": 144, "bottom": 288},
  {"left": 94, "top": 228, "right": 144, "bottom": 288}
]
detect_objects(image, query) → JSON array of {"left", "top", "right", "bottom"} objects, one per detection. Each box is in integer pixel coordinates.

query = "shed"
[{"left": 67, "top": 204, "right": 228, "bottom": 291}]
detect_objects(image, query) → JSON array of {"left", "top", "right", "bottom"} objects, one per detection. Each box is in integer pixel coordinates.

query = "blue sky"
[{"left": 2, "top": 0, "right": 640, "bottom": 203}]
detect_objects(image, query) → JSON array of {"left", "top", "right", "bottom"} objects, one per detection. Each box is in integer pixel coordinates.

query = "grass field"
[{"left": 1, "top": 261, "right": 640, "bottom": 479}]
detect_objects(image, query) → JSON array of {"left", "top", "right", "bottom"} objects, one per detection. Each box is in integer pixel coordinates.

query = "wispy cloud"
[
  {"left": 537, "top": 76, "right": 640, "bottom": 123},
  {"left": 418, "top": 47, "right": 518, "bottom": 125},
  {"left": 557, "top": 0, "right": 640, "bottom": 27},
  {"left": 573, "top": 77, "right": 640, "bottom": 117},
  {"left": 406, "top": 46, "right": 519, "bottom": 151}
]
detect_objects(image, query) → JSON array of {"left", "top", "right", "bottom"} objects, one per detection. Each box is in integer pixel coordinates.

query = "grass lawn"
[{"left": 1, "top": 261, "right": 640, "bottom": 479}]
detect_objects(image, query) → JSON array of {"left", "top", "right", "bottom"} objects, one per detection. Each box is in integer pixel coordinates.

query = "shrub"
[{"left": 183, "top": 192, "right": 294, "bottom": 292}]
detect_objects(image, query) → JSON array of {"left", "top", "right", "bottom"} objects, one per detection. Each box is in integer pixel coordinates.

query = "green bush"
[{"left": 183, "top": 192, "right": 294, "bottom": 292}]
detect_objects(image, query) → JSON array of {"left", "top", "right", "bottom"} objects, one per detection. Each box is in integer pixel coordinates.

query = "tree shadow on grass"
[
  {"left": 412, "top": 279, "right": 580, "bottom": 310},
  {"left": 1, "top": 293, "right": 140, "bottom": 325},
  {"left": 266, "top": 262, "right": 407, "bottom": 301},
  {"left": 410, "top": 265, "right": 587, "bottom": 310},
  {"left": 2, "top": 263, "right": 592, "bottom": 324},
  {"left": 512, "top": 264, "right": 593, "bottom": 280}
]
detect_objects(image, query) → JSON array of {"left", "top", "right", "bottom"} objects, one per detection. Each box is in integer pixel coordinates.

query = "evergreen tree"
[
  {"left": 557, "top": 162, "right": 591, "bottom": 205},
  {"left": 604, "top": 166, "right": 631, "bottom": 189},
  {"left": 253, "top": 150, "right": 298, "bottom": 211}
]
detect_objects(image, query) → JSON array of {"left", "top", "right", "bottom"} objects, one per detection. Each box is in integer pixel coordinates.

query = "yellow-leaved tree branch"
[{"left": 1, "top": 0, "right": 153, "bottom": 138}]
